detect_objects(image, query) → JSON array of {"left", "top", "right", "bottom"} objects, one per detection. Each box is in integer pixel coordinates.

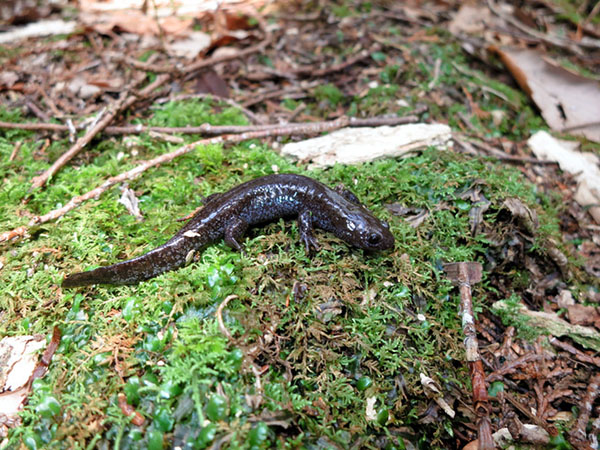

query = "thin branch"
[
  {"left": 30, "top": 75, "right": 171, "bottom": 190},
  {"left": 1, "top": 117, "right": 351, "bottom": 244},
  {"left": 216, "top": 295, "right": 238, "bottom": 341},
  {"left": 487, "top": 0, "right": 600, "bottom": 54},
  {"left": 0, "top": 114, "right": 422, "bottom": 137},
  {"left": 569, "top": 372, "right": 600, "bottom": 446},
  {"left": 444, "top": 262, "right": 494, "bottom": 450},
  {"left": 455, "top": 135, "right": 559, "bottom": 165}
]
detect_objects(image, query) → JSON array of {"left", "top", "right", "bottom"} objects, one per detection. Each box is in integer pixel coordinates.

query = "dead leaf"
[
  {"left": 493, "top": 47, "right": 600, "bottom": 143},
  {"left": 0, "top": 0, "right": 51, "bottom": 25},
  {"left": 419, "top": 373, "right": 455, "bottom": 418},
  {"left": 0, "top": 329, "right": 60, "bottom": 437},
  {"left": 528, "top": 131, "right": 600, "bottom": 223},
  {"left": 385, "top": 204, "right": 429, "bottom": 228},
  {"left": 81, "top": 11, "right": 160, "bottom": 35},
  {"left": 167, "top": 31, "right": 211, "bottom": 59},
  {"left": 448, "top": 4, "right": 493, "bottom": 35},
  {"left": 567, "top": 304, "right": 600, "bottom": 329},
  {"left": 118, "top": 185, "right": 143, "bottom": 220},
  {"left": 365, "top": 396, "right": 377, "bottom": 421},
  {"left": 502, "top": 198, "right": 539, "bottom": 234},
  {"left": 193, "top": 70, "right": 230, "bottom": 98},
  {"left": 0, "top": 71, "right": 19, "bottom": 88}
]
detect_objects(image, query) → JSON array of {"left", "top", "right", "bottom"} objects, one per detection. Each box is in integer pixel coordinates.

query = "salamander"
[{"left": 62, "top": 174, "right": 395, "bottom": 287}]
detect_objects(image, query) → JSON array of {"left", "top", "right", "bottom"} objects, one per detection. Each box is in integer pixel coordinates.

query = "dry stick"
[
  {"left": 216, "top": 293, "right": 265, "bottom": 407},
  {"left": 0, "top": 117, "right": 350, "bottom": 244},
  {"left": 30, "top": 75, "right": 170, "bottom": 190},
  {"left": 292, "top": 48, "right": 372, "bottom": 77},
  {"left": 28, "top": 21, "right": 272, "bottom": 189},
  {"left": 569, "top": 372, "right": 600, "bottom": 446},
  {"left": 444, "top": 262, "right": 495, "bottom": 450},
  {"left": 549, "top": 336, "right": 600, "bottom": 367},
  {"left": 457, "top": 135, "right": 559, "bottom": 165},
  {"left": 0, "top": 114, "right": 422, "bottom": 136},
  {"left": 487, "top": 0, "right": 598, "bottom": 54},
  {"left": 216, "top": 295, "right": 238, "bottom": 340}
]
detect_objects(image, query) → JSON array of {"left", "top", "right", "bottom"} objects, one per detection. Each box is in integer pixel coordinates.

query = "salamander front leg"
[
  {"left": 224, "top": 217, "right": 248, "bottom": 252},
  {"left": 298, "top": 210, "right": 320, "bottom": 253}
]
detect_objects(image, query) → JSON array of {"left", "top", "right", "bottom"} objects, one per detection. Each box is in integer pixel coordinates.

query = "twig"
[
  {"left": 428, "top": 57, "right": 442, "bottom": 89},
  {"left": 486, "top": 353, "right": 541, "bottom": 382},
  {"left": 0, "top": 117, "right": 351, "bottom": 244},
  {"left": 569, "top": 372, "right": 600, "bottom": 446},
  {"left": 241, "top": 87, "right": 308, "bottom": 108},
  {"left": 486, "top": 0, "right": 600, "bottom": 54},
  {"left": 30, "top": 73, "right": 172, "bottom": 190},
  {"left": 216, "top": 295, "right": 238, "bottom": 340},
  {"left": 9, "top": 142, "right": 22, "bottom": 161},
  {"left": 503, "top": 391, "right": 551, "bottom": 431},
  {"left": 444, "top": 262, "right": 495, "bottom": 450},
  {"left": 215, "top": 293, "right": 265, "bottom": 409},
  {"left": 549, "top": 337, "right": 600, "bottom": 367},
  {"left": 292, "top": 49, "right": 372, "bottom": 78},
  {"left": 456, "top": 135, "right": 559, "bottom": 165},
  {"left": 0, "top": 114, "right": 422, "bottom": 137}
]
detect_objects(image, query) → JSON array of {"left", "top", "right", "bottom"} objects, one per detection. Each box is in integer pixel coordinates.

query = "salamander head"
[{"left": 335, "top": 206, "right": 395, "bottom": 251}]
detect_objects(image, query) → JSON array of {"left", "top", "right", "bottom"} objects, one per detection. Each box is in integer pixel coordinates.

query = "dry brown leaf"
[
  {"left": 528, "top": 131, "right": 600, "bottom": 223},
  {"left": 493, "top": 47, "right": 600, "bottom": 143},
  {"left": 448, "top": 4, "right": 493, "bottom": 35},
  {"left": 160, "top": 16, "right": 194, "bottom": 35},
  {"left": 80, "top": 11, "right": 160, "bottom": 35},
  {"left": 567, "top": 304, "right": 600, "bottom": 329},
  {"left": 167, "top": 31, "right": 211, "bottom": 59},
  {"left": 0, "top": 335, "right": 45, "bottom": 437}
]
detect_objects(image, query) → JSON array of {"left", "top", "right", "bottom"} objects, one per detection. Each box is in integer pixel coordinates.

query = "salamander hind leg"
[
  {"left": 224, "top": 217, "right": 248, "bottom": 252},
  {"left": 298, "top": 210, "right": 320, "bottom": 253}
]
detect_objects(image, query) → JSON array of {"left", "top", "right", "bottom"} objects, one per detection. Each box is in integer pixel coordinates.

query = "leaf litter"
[{"left": 0, "top": 0, "right": 599, "bottom": 448}]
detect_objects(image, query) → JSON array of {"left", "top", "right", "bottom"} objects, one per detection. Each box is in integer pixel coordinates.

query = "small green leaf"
[
  {"left": 36, "top": 395, "right": 60, "bottom": 418},
  {"left": 227, "top": 348, "right": 244, "bottom": 371},
  {"left": 153, "top": 406, "right": 174, "bottom": 432},
  {"left": 146, "top": 429, "right": 164, "bottom": 450},
  {"left": 488, "top": 381, "right": 504, "bottom": 397},
  {"left": 125, "top": 376, "right": 141, "bottom": 405},
  {"left": 376, "top": 408, "right": 389, "bottom": 426},
  {"left": 158, "top": 380, "right": 182, "bottom": 399},
  {"left": 206, "top": 394, "right": 228, "bottom": 421},
  {"left": 356, "top": 376, "right": 373, "bottom": 391},
  {"left": 371, "top": 52, "right": 386, "bottom": 62},
  {"left": 248, "top": 422, "right": 269, "bottom": 446},
  {"left": 197, "top": 423, "right": 217, "bottom": 448}
]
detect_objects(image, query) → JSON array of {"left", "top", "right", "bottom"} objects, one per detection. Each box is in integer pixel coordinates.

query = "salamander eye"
[{"left": 367, "top": 232, "right": 382, "bottom": 246}]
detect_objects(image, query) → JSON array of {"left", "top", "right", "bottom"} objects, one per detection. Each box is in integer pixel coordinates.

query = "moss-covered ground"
[
  {"left": 0, "top": 91, "right": 570, "bottom": 449},
  {"left": 2, "top": 1, "right": 599, "bottom": 445}
]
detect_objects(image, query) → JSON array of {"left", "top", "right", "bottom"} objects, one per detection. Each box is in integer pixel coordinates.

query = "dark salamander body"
[{"left": 62, "top": 174, "right": 394, "bottom": 287}]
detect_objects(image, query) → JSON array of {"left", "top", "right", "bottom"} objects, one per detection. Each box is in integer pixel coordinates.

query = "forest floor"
[{"left": 0, "top": 0, "right": 599, "bottom": 449}]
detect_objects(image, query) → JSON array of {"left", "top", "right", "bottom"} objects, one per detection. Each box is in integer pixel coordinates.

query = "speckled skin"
[{"left": 62, "top": 174, "right": 394, "bottom": 287}]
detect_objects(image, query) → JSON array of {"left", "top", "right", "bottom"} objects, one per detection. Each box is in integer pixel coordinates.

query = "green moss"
[{"left": 0, "top": 91, "right": 577, "bottom": 448}]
